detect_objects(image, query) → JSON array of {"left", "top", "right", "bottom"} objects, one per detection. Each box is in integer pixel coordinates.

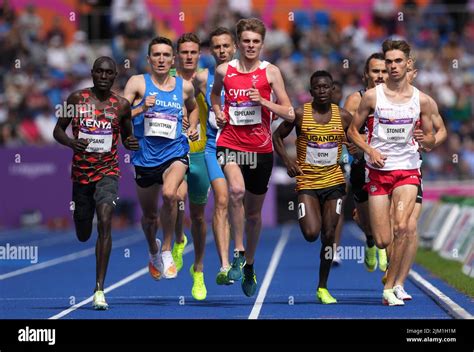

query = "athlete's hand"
[
  {"left": 182, "top": 113, "right": 190, "bottom": 129},
  {"left": 286, "top": 160, "right": 304, "bottom": 178},
  {"left": 123, "top": 136, "right": 139, "bottom": 151},
  {"left": 216, "top": 111, "right": 227, "bottom": 128},
  {"left": 368, "top": 148, "right": 386, "bottom": 168},
  {"left": 70, "top": 138, "right": 89, "bottom": 152},
  {"left": 143, "top": 95, "right": 156, "bottom": 111},
  {"left": 187, "top": 127, "right": 199, "bottom": 142},
  {"left": 413, "top": 121, "right": 424, "bottom": 144},
  {"left": 249, "top": 83, "right": 262, "bottom": 104},
  {"left": 342, "top": 141, "right": 358, "bottom": 155}
]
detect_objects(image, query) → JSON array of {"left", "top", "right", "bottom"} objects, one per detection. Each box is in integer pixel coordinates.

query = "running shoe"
[
  {"left": 190, "top": 264, "right": 207, "bottom": 301},
  {"left": 148, "top": 239, "right": 164, "bottom": 280},
  {"left": 172, "top": 234, "right": 188, "bottom": 272},
  {"left": 378, "top": 248, "right": 388, "bottom": 272},
  {"left": 316, "top": 288, "right": 337, "bottom": 304},
  {"left": 241, "top": 264, "right": 257, "bottom": 297},
  {"left": 92, "top": 290, "right": 108, "bottom": 310},
  {"left": 393, "top": 285, "right": 412, "bottom": 301},
  {"left": 228, "top": 250, "right": 246, "bottom": 281},
  {"left": 364, "top": 245, "right": 378, "bottom": 272},
  {"left": 382, "top": 289, "right": 404, "bottom": 306},
  {"left": 162, "top": 250, "right": 177, "bottom": 279},
  {"left": 216, "top": 266, "right": 234, "bottom": 285}
]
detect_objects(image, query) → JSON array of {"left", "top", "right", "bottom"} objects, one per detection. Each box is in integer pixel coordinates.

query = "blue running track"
[{"left": 1, "top": 222, "right": 473, "bottom": 319}]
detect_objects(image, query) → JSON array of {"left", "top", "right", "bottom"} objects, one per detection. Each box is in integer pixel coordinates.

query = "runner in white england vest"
[{"left": 348, "top": 39, "right": 436, "bottom": 306}]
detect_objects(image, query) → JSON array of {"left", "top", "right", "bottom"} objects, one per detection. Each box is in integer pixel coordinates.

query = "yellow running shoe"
[
  {"left": 378, "top": 248, "right": 388, "bottom": 272},
  {"left": 316, "top": 288, "right": 337, "bottom": 304},
  {"left": 364, "top": 245, "right": 377, "bottom": 272},
  {"left": 172, "top": 234, "right": 188, "bottom": 272},
  {"left": 190, "top": 264, "right": 207, "bottom": 301},
  {"left": 92, "top": 290, "right": 108, "bottom": 310},
  {"left": 216, "top": 266, "right": 234, "bottom": 285}
]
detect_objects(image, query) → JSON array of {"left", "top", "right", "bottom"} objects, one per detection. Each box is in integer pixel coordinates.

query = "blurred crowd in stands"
[{"left": 0, "top": 0, "right": 473, "bottom": 181}]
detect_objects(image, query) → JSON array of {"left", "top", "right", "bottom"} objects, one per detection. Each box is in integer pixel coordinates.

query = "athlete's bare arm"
[
  {"left": 211, "top": 62, "right": 229, "bottom": 127},
  {"left": 193, "top": 69, "right": 209, "bottom": 97},
  {"left": 418, "top": 92, "right": 436, "bottom": 150},
  {"left": 273, "top": 107, "right": 303, "bottom": 177},
  {"left": 183, "top": 79, "right": 199, "bottom": 141},
  {"left": 251, "top": 64, "right": 294, "bottom": 122},
  {"left": 413, "top": 95, "right": 447, "bottom": 152},
  {"left": 339, "top": 108, "right": 358, "bottom": 155},
  {"left": 123, "top": 75, "right": 153, "bottom": 118},
  {"left": 343, "top": 92, "right": 362, "bottom": 116},
  {"left": 347, "top": 88, "right": 386, "bottom": 168},
  {"left": 430, "top": 97, "right": 447, "bottom": 148},
  {"left": 53, "top": 91, "right": 89, "bottom": 152},
  {"left": 118, "top": 97, "right": 139, "bottom": 151}
]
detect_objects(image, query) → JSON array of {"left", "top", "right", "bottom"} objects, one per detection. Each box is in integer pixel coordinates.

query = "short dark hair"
[
  {"left": 382, "top": 39, "right": 411, "bottom": 58},
  {"left": 364, "top": 53, "right": 385, "bottom": 74},
  {"left": 209, "top": 27, "right": 235, "bottom": 43},
  {"left": 177, "top": 32, "right": 200, "bottom": 51},
  {"left": 92, "top": 56, "right": 116, "bottom": 72},
  {"left": 148, "top": 36, "right": 173, "bottom": 56},
  {"left": 310, "top": 70, "right": 333, "bottom": 85}
]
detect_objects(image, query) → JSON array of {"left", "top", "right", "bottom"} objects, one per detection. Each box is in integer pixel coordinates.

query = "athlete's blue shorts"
[
  {"left": 188, "top": 151, "right": 211, "bottom": 205},
  {"left": 204, "top": 140, "right": 225, "bottom": 182}
]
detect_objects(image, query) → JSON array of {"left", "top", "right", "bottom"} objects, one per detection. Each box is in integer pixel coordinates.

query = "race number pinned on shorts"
[
  {"left": 378, "top": 117, "right": 413, "bottom": 143},
  {"left": 305, "top": 142, "right": 338, "bottom": 166},
  {"left": 229, "top": 102, "right": 262, "bottom": 126},
  {"left": 79, "top": 126, "right": 112, "bottom": 153},
  {"left": 144, "top": 111, "right": 178, "bottom": 139},
  {"left": 298, "top": 203, "right": 306, "bottom": 219},
  {"left": 336, "top": 198, "right": 342, "bottom": 215}
]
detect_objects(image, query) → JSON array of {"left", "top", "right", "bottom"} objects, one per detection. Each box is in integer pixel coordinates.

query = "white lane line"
[
  {"left": 248, "top": 224, "right": 292, "bottom": 320},
  {"left": 49, "top": 234, "right": 212, "bottom": 319},
  {"left": 0, "top": 234, "right": 142, "bottom": 281},
  {"left": 409, "top": 269, "right": 473, "bottom": 320}
]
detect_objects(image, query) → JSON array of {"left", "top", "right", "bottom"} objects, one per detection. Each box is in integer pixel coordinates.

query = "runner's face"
[
  {"left": 406, "top": 63, "right": 418, "bottom": 84},
  {"left": 211, "top": 34, "right": 235, "bottom": 65},
  {"left": 238, "top": 31, "right": 263, "bottom": 61},
  {"left": 177, "top": 41, "right": 200, "bottom": 71},
  {"left": 91, "top": 60, "right": 116, "bottom": 92},
  {"left": 366, "top": 59, "right": 388, "bottom": 88},
  {"left": 310, "top": 76, "right": 333, "bottom": 104},
  {"left": 148, "top": 44, "right": 174, "bottom": 75},
  {"left": 385, "top": 50, "right": 410, "bottom": 82}
]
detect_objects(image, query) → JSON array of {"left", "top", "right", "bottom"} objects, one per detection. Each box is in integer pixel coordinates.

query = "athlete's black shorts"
[
  {"left": 72, "top": 175, "right": 118, "bottom": 223},
  {"left": 134, "top": 155, "right": 189, "bottom": 188},
  {"left": 216, "top": 146, "right": 273, "bottom": 195},
  {"left": 350, "top": 157, "right": 368, "bottom": 203},
  {"left": 298, "top": 183, "right": 346, "bottom": 207}
]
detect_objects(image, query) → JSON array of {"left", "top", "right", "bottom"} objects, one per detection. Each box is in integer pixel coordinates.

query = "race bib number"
[
  {"left": 144, "top": 112, "right": 178, "bottom": 139},
  {"left": 305, "top": 142, "right": 338, "bottom": 166},
  {"left": 79, "top": 130, "right": 113, "bottom": 153},
  {"left": 378, "top": 117, "right": 413, "bottom": 143},
  {"left": 229, "top": 104, "right": 262, "bottom": 126}
]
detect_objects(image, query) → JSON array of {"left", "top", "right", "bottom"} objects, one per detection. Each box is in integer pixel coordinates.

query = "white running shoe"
[
  {"left": 148, "top": 239, "right": 164, "bottom": 280},
  {"left": 92, "top": 290, "right": 108, "bottom": 310},
  {"left": 393, "top": 285, "right": 413, "bottom": 301},
  {"left": 161, "top": 250, "right": 177, "bottom": 279},
  {"left": 383, "top": 289, "right": 405, "bottom": 306}
]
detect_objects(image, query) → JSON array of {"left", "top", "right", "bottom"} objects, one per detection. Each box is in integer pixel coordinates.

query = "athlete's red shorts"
[{"left": 364, "top": 167, "right": 420, "bottom": 196}]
